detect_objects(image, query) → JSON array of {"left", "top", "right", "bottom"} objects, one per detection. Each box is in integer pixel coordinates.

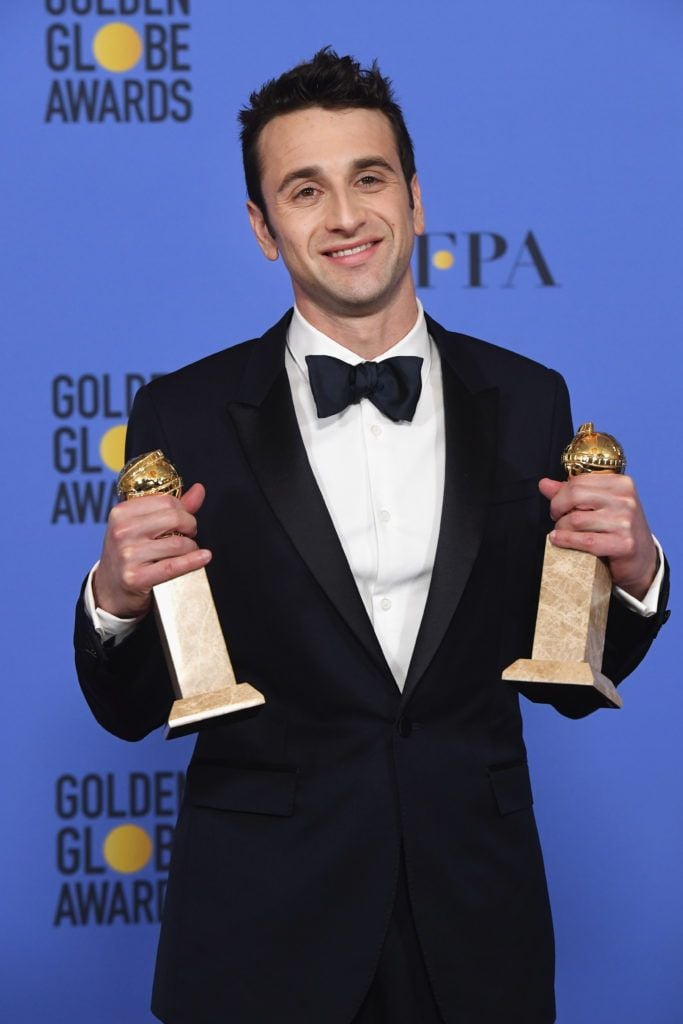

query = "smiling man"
[
  {"left": 247, "top": 105, "right": 424, "bottom": 346},
  {"left": 75, "top": 49, "right": 669, "bottom": 1024}
]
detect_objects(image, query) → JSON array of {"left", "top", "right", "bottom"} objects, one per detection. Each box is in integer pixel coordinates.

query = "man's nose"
[{"left": 325, "top": 188, "right": 366, "bottom": 235}]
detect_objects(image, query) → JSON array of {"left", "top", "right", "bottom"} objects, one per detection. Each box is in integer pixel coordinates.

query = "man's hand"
[
  {"left": 92, "top": 482, "right": 212, "bottom": 619},
  {"left": 538, "top": 474, "right": 658, "bottom": 601}
]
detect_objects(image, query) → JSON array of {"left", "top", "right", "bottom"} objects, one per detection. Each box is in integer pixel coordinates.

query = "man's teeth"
[{"left": 329, "top": 242, "right": 374, "bottom": 258}]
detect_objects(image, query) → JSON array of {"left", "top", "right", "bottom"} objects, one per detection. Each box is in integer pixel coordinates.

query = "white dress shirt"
[
  {"left": 284, "top": 301, "right": 444, "bottom": 688},
  {"left": 85, "top": 302, "right": 664, "bottom": 690}
]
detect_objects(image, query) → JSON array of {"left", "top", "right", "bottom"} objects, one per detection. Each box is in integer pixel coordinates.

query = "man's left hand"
[{"left": 538, "top": 474, "right": 658, "bottom": 601}]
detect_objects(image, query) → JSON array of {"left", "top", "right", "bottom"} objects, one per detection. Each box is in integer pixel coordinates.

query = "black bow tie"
[{"left": 305, "top": 355, "right": 423, "bottom": 423}]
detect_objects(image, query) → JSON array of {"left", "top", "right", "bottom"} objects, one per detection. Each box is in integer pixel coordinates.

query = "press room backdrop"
[{"left": 1, "top": 2, "right": 680, "bottom": 1021}]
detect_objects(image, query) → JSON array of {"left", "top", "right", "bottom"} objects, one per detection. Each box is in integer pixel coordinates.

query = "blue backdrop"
[{"left": 1, "top": 2, "right": 680, "bottom": 1021}]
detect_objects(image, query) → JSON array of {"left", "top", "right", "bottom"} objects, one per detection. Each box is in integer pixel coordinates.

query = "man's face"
[{"left": 247, "top": 107, "right": 424, "bottom": 324}]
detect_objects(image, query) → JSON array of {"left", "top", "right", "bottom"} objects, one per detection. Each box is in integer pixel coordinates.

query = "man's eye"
[
  {"left": 294, "top": 186, "right": 317, "bottom": 200},
  {"left": 358, "top": 175, "right": 380, "bottom": 186}
]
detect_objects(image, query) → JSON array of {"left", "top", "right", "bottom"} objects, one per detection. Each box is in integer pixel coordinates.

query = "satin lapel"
[
  {"left": 226, "top": 320, "right": 392, "bottom": 680},
  {"left": 401, "top": 333, "right": 499, "bottom": 707}
]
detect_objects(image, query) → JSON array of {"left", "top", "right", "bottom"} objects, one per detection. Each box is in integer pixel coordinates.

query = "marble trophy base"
[
  {"left": 152, "top": 567, "right": 265, "bottom": 735},
  {"left": 503, "top": 536, "right": 622, "bottom": 709}
]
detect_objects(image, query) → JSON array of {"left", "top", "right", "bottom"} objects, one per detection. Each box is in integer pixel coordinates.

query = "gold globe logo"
[
  {"left": 92, "top": 23, "right": 143, "bottom": 74},
  {"left": 99, "top": 424, "right": 127, "bottom": 473},
  {"left": 103, "top": 824, "right": 153, "bottom": 874},
  {"left": 432, "top": 249, "right": 455, "bottom": 270}
]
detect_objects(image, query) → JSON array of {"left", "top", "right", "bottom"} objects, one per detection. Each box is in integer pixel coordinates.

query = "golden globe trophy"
[
  {"left": 117, "top": 450, "right": 265, "bottom": 734},
  {"left": 502, "top": 423, "right": 626, "bottom": 709}
]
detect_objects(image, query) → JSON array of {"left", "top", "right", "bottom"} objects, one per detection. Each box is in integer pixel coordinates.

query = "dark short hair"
[{"left": 238, "top": 47, "right": 417, "bottom": 226}]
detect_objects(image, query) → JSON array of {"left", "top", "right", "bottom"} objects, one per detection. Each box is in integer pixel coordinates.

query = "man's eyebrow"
[
  {"left": 276, "top": 166, "right": 322, "bottom": 195},
  {"left": 351, "top": 156, "right": 397, "bottom": 174},
  {"left": 276, "top": 156, "right": 398, "bottom": 195}
]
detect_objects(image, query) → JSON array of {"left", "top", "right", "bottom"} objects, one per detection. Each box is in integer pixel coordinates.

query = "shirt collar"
[{"left": 287, "top": 299, "right": 432, "bottom": 383}]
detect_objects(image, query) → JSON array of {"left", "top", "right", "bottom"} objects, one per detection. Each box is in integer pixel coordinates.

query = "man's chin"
[{"left": 307, "top": 279, "right": 404, "bottom": 319}]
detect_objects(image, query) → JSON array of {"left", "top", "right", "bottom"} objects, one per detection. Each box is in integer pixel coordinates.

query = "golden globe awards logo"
[
  {"left": 54, "top": 771, "right": 184, "bottom": 926},
  {"left": 414, "top": 230, "right": 557, "bottom": 289},
  {"left": 44, "top": 1, "right": 192, "bottom": 123},
  {"left": 51, "top": 372, "right": 161, "bottom": 523}
]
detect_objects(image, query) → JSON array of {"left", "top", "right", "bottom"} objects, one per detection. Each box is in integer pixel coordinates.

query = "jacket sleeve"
[{"left": 73, "top": 384, "right": 175, "bottom": 741}]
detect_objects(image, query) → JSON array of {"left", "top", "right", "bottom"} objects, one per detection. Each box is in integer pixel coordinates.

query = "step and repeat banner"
[{"left": 1, "top": 2, "right": 680, "bottom": 1021}]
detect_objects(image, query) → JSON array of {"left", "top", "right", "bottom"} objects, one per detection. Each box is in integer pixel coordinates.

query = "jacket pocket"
[
  {"left": 186, "top": 760, "right": 298, "bottom": 817},
  {"left": 488, "top": 759, "right": 534, "bottom": 815}
]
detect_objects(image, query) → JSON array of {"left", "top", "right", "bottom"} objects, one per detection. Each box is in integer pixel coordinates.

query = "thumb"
[
  {"left": 538, "top": 477, "right": 563, "bottom": 501},
  {"left": 180, "top": 481, "right": 206, "bottom": 515}
]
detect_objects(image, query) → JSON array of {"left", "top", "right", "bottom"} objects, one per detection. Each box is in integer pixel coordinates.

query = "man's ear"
[
  {"left": 410, "top": 175, "right": 425, "bottom": 236},
  {"left": 247, "top": 201, "right": 279, "bottom": 261}
]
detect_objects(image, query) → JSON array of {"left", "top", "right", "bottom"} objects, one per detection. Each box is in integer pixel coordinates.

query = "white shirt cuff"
[
  {"left": 84, "top": 562, "right": 140, "bottom": 646},
  {"left": 612, "top": 536, "right": 665, "bottom": 618}
]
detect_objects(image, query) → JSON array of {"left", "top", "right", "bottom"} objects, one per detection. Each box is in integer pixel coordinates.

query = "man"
[{"left": 75, "top": 49, "right": 669, "bottom": 1024}]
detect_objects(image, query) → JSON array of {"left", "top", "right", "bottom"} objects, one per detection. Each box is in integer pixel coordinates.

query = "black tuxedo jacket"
[{"left": 74, "top": 313, "right": 668, "bottom": 1024}]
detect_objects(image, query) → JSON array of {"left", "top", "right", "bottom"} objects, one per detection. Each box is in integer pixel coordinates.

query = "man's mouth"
[{"left": 326, "top": 241, "right": 376, "bottom": 259}]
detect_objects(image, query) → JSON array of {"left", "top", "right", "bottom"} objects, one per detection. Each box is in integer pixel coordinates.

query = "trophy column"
[
  {"left": 503, "top": 423, "right": 627, "bottom": 709},
  {"left": 117, "top": 450, "right": 265, "bottom": 734}
]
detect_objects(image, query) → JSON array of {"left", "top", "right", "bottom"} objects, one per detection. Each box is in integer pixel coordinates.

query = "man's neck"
[{"left": 294, "top": 291, "right": 421, "bottom": 360}]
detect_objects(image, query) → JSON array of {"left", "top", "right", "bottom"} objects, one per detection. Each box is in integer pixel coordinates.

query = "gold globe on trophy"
[
  {"left": 503, "top": 422, "right": 626, "bottom": 709},
  {"left": 117, "top": 449, "right": 183, "bottom": 499},
  {"left": 561, "top": 423, "right": 626, "bottom": 477},
  {"left": 117, "top": 451, "right": 265, "bottom": 735}
]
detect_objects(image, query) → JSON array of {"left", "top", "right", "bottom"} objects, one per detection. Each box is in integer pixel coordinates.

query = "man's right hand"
[{"left": 92, "top": 482, "right": 212, "bottom": 619}]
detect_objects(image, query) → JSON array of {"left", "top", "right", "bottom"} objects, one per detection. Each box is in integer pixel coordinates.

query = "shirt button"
[
  {"left": 378, "top": 509, "right": 391, "bottom": 523},
  {"left": 380, "top": 597, "right": 392, "bottom": 611},
  {"left": 370, "top": 424, "right": 382, "bottom": 437}
]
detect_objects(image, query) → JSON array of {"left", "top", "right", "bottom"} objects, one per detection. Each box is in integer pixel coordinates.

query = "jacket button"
[{"left": 397, "top": 716, "right": 412, "bottom": 738}]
